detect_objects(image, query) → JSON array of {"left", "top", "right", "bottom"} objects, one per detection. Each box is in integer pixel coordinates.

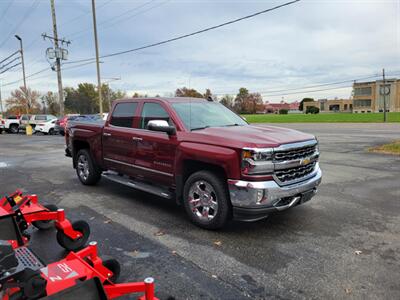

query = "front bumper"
[{"left": 228, "top": 164, "right": 322, "bottom": 221}]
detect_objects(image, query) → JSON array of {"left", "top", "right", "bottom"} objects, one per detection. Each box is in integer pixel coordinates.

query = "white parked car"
[{"left": 34, "top": 119, "right": 58, "bottom": 135}]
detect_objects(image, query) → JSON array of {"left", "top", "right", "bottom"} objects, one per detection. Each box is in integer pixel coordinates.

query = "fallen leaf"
[
  {"left": 214, "top": 240, "right": 222, "bottom": 247},
  {"left": 344, "top": 288, "right": 352, "bottom": 294},
  {"left": 354, "top": 250, "right": 362, "bottom": 255},
  {"left": 104, "top": 219, "right": 112, "bottom": 224},
  {"left": 89, "top": 217, "right": 95, "bottom": 221},
  {"left": 154, "top": 230, "right": 165, "bottom": 236},
  {"left": 171, "top": 250, "right": 177, "bottom": 255},
  {"left": 211, "top": 274, "right": 218, "bottom": 279}
]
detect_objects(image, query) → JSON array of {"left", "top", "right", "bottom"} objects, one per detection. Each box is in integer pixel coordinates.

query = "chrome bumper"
[{"left": 228, "top": 164, "right": 322, "bottom": 221}]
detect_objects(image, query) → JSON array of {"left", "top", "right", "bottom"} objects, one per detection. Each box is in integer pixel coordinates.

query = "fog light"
[{"left": 256, "top": 189, "right": 265, "bottom": 204}]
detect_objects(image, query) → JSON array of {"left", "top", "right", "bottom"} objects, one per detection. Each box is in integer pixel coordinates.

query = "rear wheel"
[
  {"left": 183, "top": 171, "right": 231, "bottom": 230},
  {"left": 10, "top": 124, "right": 19, "bottom": 134},
  {"left": 49, "top": 128, "right": 55, "bottom": 135},
  {"left": 57, "top": 220, "right": 90, "bottom": 251},
  {"left": 32, "top": 204, "right": 58, "bottom": 230},
  {"left": 76, "top": 149, "right": 102, "bottom": 185}
]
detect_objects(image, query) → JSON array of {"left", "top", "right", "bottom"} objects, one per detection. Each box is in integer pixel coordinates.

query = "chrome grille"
[
  {"left": 275, "top": 162, "right": 316, "bottom": 184},
  {"left": 274, "top": 144, "right": 317, "bottom": 162}
]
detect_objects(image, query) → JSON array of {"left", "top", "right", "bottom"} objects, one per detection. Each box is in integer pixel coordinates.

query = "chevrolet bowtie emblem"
[{"left": 301, "top": 158, "right": 311, "bottom": 165}]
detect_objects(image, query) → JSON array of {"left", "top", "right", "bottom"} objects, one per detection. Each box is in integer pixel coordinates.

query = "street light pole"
[
  {"left": 91, "top": 0, "right": 103, "bottom": 115},
  {"left": 15, "top": 35, "right": 28, "bottom": 115},
  {"left": 103, "top": 77, "right": 121, "bottom": 111}
]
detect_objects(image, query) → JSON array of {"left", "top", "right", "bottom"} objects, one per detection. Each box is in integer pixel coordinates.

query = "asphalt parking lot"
[{"left": 0, "top": 123, "right": 399, "bottom": 300}]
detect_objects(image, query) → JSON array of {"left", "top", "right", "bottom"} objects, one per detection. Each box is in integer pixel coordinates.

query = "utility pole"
[
  {"left": 50, "top": 0, "right": 64, "bottom": 116},
  {"left": 382, "top": 68, "right": 387, "bottom": 123},
  {"left": 14, "top": 35, "right": 28, "bottom": 115},
  {"left": 0, "top": 81, "right": 3, "bottom": 115},
  {"left": 91, "top": 0, "right": 103, "bottom": 115}
]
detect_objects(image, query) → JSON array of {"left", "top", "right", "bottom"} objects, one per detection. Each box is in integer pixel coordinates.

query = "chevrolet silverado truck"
[{"left": 66, "top": 97, "right": 322, "bottom": 229}]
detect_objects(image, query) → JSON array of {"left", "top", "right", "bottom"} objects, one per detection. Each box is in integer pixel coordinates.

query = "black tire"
[
  {"left": 49, "top": 128, "right": 55, "bottom": 135},
  {"left": 102, "top": 257, "right": 121, "bottom": 283},
  {"left": 57, "top": 220, "right": 90, "bottom": 251},
  {"left": 32, "top": 204, "right": 59, "bottom": 230},
  {"left": 183, "top": 170, "right": 231, "bottom": 230},
  {"left": 9, "top": 291, "right": 24, "bottom": 300},
  {"left": 75, "top": 149, "right": 102, "bottom": 185},
  {"left": 10, "top": 124, "right": 19, "bottom": 134}
]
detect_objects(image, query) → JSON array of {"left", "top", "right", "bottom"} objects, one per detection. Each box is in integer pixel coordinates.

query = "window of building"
[
  {"left": 353, "top": 99, "right": 372, "bottom": 108},
  {"left": 329, "top": 104, "right": 340, "bottom": 111},
  {"left": 354, "top": 87, "right": 372, "bottom": 96},
  {"left": 109, "top": 102, "right": 138, "bottom": 128},
  {"left": 140, "top": 102, "right": 171, "bottom": 129},
  {"left": 344, "top": 104, "right": 348, "bottom": 110}
]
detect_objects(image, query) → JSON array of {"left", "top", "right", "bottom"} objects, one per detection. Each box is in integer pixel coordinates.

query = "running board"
[{"left": 102, "top": 172, "right": 173, "bottom": 199}]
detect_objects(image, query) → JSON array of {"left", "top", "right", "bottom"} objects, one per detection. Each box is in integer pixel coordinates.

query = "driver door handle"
[
  {"left": 132, "top": 137, "right": 143, "bottom": 141},
  {"left": 103, "top": 132, "right": 112, "bottom": 137}
]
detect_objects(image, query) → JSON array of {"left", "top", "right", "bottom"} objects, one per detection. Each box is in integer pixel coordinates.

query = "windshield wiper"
[
  {"left": 191, "top": 126, "right": 210, "bottom": 131},
  {"left": 223, "top": 123, "right": 243, "bottom": 127}
]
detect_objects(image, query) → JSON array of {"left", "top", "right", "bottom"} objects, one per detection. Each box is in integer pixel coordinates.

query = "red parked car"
[
  {"left": 55, "top": 115, "right": 79, "bottom": 136},
  {"left": 65, "top": 97, "right": 322, "bottom": 229}
]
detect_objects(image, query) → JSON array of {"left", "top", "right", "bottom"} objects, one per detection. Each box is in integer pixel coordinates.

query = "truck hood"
[{"left": 186, "top": 125, "right": 315, "bottom": 149}]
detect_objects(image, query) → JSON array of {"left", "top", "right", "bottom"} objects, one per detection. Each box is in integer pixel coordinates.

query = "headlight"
[
  {"left": 242, "top": 148, "right": 273, "bottom": 162},
  {"left": 241, "top": 148, "right": 274, "bottom": 175}
]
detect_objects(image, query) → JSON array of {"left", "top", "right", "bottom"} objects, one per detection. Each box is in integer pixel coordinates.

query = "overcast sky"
[{"left": 0, "top": 0, "right": 399, "bottom": 103}]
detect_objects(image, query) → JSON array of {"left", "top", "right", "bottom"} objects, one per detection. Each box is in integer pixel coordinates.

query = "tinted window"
[
  {"left": 110, "top": 102, "right": 137, "bottom": 128},
  {"left": 35, "top": 116, "right": 46, "bottom": 120},
  {"left": 140, "top": 103, "right": 170, "bottom": 129}
]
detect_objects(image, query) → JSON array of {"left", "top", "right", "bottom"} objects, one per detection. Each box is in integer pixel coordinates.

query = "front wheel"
[
  {"left": 57, "top": 220, "right": 90, "bottom": 251},
  {"left": 183, "top": 171, "right": 231, "bottom": 230},
  {"left": 48, "top": 128, "right": 55, "bottom": 135},
  {"left": 75, "top": 149, "right": 101, "bottom": 185}
]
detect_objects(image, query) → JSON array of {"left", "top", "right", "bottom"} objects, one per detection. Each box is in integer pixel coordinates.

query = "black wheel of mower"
[
  {"left": 56, "top": 220, "right": 90, "bottom": 251},
  {"left": 8, "top": 291, "right": 24, "bottom": 300},
  {"left": 102, "top": 258, "right": 121, "bottom": 283},
  {"left": 32, "top": 204, "right": 59, "bottom": 230}
]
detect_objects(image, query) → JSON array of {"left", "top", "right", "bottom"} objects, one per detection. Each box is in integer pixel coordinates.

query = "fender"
[{"left": 174, "top": 142, "right": 241, "bottom": 198}]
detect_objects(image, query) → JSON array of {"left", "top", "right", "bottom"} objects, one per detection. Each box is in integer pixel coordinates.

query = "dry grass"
[{"left": 369, "top": 140, "right": 400, "bottom": 155}]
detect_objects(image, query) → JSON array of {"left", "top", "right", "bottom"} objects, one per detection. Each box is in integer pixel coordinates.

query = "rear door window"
[
  {"left": 139, "top": 102, "right": 171, "bottom": 129},
  {"left": 109, "top": 102, "right": 138, "bottom": 128}
]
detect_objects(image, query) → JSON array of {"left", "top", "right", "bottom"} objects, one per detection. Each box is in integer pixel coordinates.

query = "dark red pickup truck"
[{"left": 66, "top": 97, "right": 321, "bottom": 229}]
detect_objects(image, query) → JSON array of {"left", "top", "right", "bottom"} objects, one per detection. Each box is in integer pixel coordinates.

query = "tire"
[
  {"left": 10, "top": 124, "right": 19, "bottom": 134},
  {"left": 32, "top": 204, "right": 59, "bottom": 230},
  {"left": 183, "top": 170, "right": 231, "bottom": 230},
  {"left": 75, "top": 149, "right": 101, "bottom": 185},
  {"left": 102, "top": 258, "right": 121, "bottom": 283},
  {"left": 49, "top": 128, "right": 54, "bottom": 135},
  {"left": 56, "top": 220, "right": 90, "bottom": 251}
]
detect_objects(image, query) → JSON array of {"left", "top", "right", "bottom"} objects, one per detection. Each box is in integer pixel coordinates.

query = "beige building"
[
  {"left": 303, "top": 98, "right": 353, "bottom": 113},
  {"left": 353, "top": 79, "right": 400, "bottom": 113}
]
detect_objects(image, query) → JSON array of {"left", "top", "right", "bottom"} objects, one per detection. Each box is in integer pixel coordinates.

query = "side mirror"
[{"left": 147, "top": 120, "right": 176, "bottom": 135}]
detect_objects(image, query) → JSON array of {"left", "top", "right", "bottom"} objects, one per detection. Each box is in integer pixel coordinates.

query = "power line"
[
  {"left": 59, "top": 0, "right": 113, "bottom": 28},
  {"left": 66, "top": 0, "right": 158, "bottom": 39},
  {"left": 0, "top": 50, "right": 19, "bottom": 65},
  {"left": 1, "top": 60, "right": 98, "bottom": 87},
  {"left": 65, "top": 0, "right": 301, "bottom": 65},
  {"left": 0, "top": 0, "right": 40, "bottom": 49},
  {"left": 0, "top": 62, "right": 21, "bottom": 75},
  {"left": 0, "top": 0, "right": 14, "bottom": 21},
  {"left": 0, "top": 56, "right": 20, "bottom": 71}
]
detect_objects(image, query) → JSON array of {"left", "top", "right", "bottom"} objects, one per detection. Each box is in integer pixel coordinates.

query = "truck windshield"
[{"left": 172, "top": 101, "right": 247, "bottom": 131}]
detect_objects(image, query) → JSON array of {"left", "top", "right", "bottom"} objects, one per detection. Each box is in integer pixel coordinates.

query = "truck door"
[
  {"left": 134, "top": 102, "right": 178, "bottom": 185},
  {"left": 103, "top": 101, "right": 140, "bottom": 176}
]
